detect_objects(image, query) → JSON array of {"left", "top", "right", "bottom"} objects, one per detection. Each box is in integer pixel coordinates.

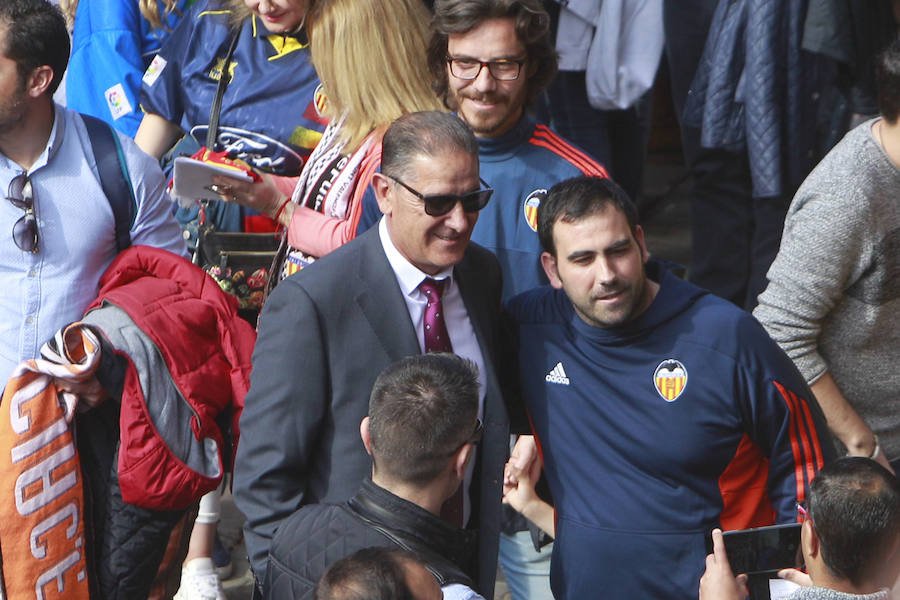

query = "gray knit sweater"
[
  {"left": 788, "top": 586, "right": 889, "bottom": 600},
  {"left": 754, "top": 119, "right": 900, "bottom": 460}
]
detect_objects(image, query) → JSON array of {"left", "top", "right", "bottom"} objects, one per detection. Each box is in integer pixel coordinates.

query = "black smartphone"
[{"left": 717, "top": 523, "right": 804, "bottom": 575}]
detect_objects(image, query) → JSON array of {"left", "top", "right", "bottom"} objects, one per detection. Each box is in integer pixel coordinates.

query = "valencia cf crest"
[
  {"left": 653, "top": 359, "right": 687, "bottom": 402},
  {"left": 523, "top": 189, "right": 546, "bottom": 232}
]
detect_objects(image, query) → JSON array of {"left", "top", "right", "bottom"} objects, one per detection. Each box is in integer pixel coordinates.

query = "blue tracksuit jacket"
[
  {"left": 506, "top": 261, "right": 834, "bottom": 600},
  {"left": 472, "top": 116, "right": 607, "bottom": 299}
]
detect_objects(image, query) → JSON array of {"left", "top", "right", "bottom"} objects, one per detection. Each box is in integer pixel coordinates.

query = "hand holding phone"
[{"left": 720, "top": 523, "right": 803, "bottom": 575}]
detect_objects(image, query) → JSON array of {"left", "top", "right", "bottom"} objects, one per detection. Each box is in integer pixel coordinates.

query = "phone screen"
[{"left": 721, "top": 523, "right": 803, "bottom": 575}]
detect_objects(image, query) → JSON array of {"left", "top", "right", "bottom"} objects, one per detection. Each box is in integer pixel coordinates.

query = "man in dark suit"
[{"left": 233, "top": 111, "right": 512, "bottom": 599}]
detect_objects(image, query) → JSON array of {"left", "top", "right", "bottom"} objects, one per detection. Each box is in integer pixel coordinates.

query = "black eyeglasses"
[
  {"left": 447, "top": 56, "right": 526, "bottom": 81},
  {"left": 7, "top": 174, "right": 38, "bottom": 253},
  {"left": 387, "top": 175, "right": 492, "bottom": 217}
]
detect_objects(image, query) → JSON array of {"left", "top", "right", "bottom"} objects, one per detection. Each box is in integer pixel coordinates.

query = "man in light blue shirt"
[{"left": 0, "top": 0, "right": 186, "bottom": 386}]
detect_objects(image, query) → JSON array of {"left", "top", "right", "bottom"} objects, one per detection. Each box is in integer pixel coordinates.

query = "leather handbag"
[{"left": 195, "top": 220, "right": 281, "bottom": 312}]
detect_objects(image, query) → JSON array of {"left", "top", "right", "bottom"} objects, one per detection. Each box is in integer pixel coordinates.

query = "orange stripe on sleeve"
[
  {"left": 785, "top": 386, "right": 818, "bottom": 489},
  {"left": 525, "top": 411, "right": 546, "bottom": 466},
  {"left": 773, "top": 381, "right": 808, "bottom": 502},
  {"left": 796, "top": 394, "right": 826, "bottom": 472},
  {"left": 530, "top": 134, "right": 604, "bottom": 176},
  {"left": 532, "top": 125, "right": 601, "bottom": 168},
  {"left": 530, "top": 126, "right": 610, "bottom": 177}
]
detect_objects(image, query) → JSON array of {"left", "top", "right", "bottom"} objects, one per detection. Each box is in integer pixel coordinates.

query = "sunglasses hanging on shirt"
[{"left": 7, "top": 174, "right": 38, "bottom": 253}]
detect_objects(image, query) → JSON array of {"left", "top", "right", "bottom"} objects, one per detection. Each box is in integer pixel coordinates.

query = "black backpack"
[{"left": 82, "top": 114, "right": 136, "bottom": 253}]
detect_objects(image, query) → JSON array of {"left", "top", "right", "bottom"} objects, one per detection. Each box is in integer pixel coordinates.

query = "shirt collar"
[
  {"left": 378, "top": 217, "right": 454, "bottom": 297},
  {"left": 0, "top": 103, "right": 64, "bottom": 174},
  {"left": 474, "top": 113, "right": 533, "bottom": 160}
]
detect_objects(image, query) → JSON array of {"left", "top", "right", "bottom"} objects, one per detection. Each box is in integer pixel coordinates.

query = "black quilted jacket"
[
  {"left": 264, "top": 479, "right": 478, "bottom": 599},
  {"left": 683, "top": 0, "right": 827, "bottom": 199}
]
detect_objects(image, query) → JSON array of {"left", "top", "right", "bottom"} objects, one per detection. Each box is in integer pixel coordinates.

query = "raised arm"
[
  {"left": 135, "top": 113, "right": 183, "bottom": 160},
  {"left": 283, "top": 145, "right": 381, "bottom": 257}
]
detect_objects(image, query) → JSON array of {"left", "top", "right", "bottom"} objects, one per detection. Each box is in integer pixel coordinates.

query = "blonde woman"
[
  {"left": 210, "top": 0, "right": 444, "bottom": 275},
  {"left": 65, "top": 0, "right": 189, "bottom": 136}
]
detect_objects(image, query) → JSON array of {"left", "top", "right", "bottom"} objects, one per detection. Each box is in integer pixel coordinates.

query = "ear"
[
  {"left": 372, "top": 173, "right": 393, "bottom": 217},
  {"left": 452, "top": 443, "right": 474, "bottom": 480},
  {"left": 634, "top": 225, "right": 651, "bottom": 263},
  {"left": 360, "top": 416, "right": 373, "bottom": 456},
  {"left": 26, "top": 65, "right": 54, "bottom": 99},
  {"left": 540, "top": 251, "right": 563, "bottom": 290},
  {"left": 802, "top": 519, "right": 819, "bottom": 561}
]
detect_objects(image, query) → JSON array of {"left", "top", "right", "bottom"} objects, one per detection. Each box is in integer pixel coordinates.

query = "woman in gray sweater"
[{"left": 754, "top": 40, "right": 900, "bottom": 472}]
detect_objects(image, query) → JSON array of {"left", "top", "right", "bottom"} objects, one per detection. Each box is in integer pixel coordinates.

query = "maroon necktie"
[
  {"left": 419, "top": 277, "right": 452, "bottom": 354},
  {"left": 419, "top": 277, "right": 464, "bottom": 526}
]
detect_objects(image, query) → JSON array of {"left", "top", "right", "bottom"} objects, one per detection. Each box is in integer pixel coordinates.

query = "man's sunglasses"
[
  {"left": 387, "top": 175, "right": 493, "bottom": 217},
  {"left": 449, "top": 418, "right": 485, "bottom": 456},
  {"left": 7, "top": 174, "right": 38, "bottom": 253}
]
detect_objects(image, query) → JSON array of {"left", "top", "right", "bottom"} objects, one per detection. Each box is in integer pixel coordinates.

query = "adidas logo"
[{"left": 545, "top": 362, "right": 570, "bottom": 385}]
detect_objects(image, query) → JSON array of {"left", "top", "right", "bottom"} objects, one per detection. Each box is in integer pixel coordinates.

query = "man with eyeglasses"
[
  {"left": 0, "top": 0, "right": 186, "bottom": 386},
  {"left": 266, "top": 353, "right": 488, "bottom": 600},
  {"left": 360, "top": 0, "right": 607, "bottom": 302},
  {"left": 234, "top": 111, "right": 517, "bottom": 599},
  {"left": 432, "top": 0, "right": 609, "bottom": 301},
  {"left": 412, "top": 3, "right": 608, "bottom": 597}
]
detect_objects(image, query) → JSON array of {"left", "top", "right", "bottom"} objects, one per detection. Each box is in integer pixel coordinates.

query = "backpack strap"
[{"left": 82, "top": 114, "right": 135, "bottom": 253}]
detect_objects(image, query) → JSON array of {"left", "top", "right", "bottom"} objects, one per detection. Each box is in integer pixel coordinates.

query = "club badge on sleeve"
[{"left": 522, "top": 189, "right": 545, "bottom": 233}]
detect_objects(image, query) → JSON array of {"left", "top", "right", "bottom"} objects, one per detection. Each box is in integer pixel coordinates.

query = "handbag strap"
[
  {"left": 195, "top": 26, "right": 241, "bottom": 264},
  {"left": 207, "top": 27, "right": 241, "bottom": 150}
]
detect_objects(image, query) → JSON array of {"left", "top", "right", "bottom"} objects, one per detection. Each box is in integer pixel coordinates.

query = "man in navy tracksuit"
[{"left": 505, "top": 176, "right": 835, "bottom": 599}]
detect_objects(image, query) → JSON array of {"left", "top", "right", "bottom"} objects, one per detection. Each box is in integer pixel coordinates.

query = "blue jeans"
[{"left": 498, "top": 531, "right": 554, "bottom": 600}]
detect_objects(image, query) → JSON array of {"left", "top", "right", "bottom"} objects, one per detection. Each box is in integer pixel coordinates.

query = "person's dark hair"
[
  {"left": 381, "top": 111, "right": 478, "bottom": 182},
  {"left": 0, "top": 0, "right": 69, "bottom": 95},
  {"left": 368, "top": 353, "right": 480, "bottom": 485},
  {"left": 808, "top": 457, "right": 900, "bottom": 587},
  {"left": 428, "top": 0, "right": 557, "bottom": 109},
  {"left": 537, "top": 176, "right": 639, "bottom": 256},
  {"left": 315, "top": 547, "right": 421, "bottom": 600},
  {"left": 877, "top": 38, "right": 900, "bottom": 124}
]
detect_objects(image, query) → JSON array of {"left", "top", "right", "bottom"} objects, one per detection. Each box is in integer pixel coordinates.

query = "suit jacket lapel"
[
  {"left": 353, "top": 228, "right": 419, "bottom": 359},
  {"left": 455, "top": 255, "right": 498, "bottom": 384}
]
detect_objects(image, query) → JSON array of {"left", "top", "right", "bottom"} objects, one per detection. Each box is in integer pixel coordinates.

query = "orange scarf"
[{"left": 0, "top": 324, "right": 99, "bottom": 599}]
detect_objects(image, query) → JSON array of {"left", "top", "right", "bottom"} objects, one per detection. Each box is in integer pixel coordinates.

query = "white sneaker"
[{"left": 173, "top": 557, "right": 227, "bottom": 600}]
